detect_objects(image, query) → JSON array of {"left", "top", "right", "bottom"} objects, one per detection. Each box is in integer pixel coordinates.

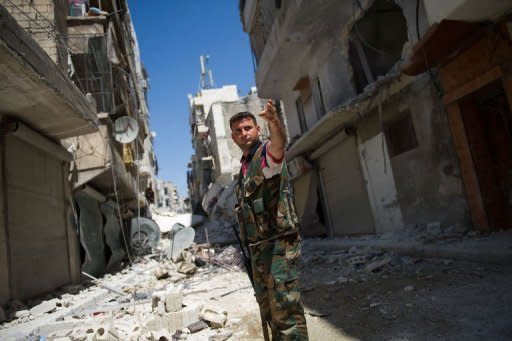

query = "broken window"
[
  {"left": 384, "top": 111, "right": 418, "bottom": 157},
  {"left": 312, "top": 76, "right": 326, "bottom": 119},
  {"left": 296, "top": 97, "right": 308, "bottom": 134},
  {"left": 349, "top": 0, "right": 407, "bottom": 94}
]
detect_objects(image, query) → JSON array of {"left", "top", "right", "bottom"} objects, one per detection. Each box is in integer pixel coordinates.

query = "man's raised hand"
[{"left": 259, "top": 100, "right": 278, "bottom": 123}]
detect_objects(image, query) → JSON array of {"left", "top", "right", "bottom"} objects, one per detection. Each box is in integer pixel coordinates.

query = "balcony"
[{"left": 0, "top": 5, "right": 98, "bottom": 139}]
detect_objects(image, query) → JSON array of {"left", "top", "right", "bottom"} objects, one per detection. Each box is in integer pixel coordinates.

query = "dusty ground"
[
  {"left": 299, "top": 247, "right": 512, "bottom": 340},
  {"left": 1, "top": 238, "right": 511, "bottom": 340}
]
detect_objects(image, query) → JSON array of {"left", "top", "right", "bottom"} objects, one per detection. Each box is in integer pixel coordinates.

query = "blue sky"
[{"left": 128, "top": 1, "right": 255, "bottom": 197}]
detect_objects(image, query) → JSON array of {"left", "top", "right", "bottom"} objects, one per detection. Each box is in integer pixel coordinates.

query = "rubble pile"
[
  {"left": 194, "top": 182, "right": 239, "bottom": 246},
  {"left": 0, "top": 241, "right": 251, "bottom": 341},
  {"left": 300, "top": 245, "right": 438, "bottom": 291}
]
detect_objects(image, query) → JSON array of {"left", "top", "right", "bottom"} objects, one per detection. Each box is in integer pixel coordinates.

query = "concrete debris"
[
  {"left": 177, "top": 262, "right": 197, "bottom": 275},
  {"left": 209, "top": 329, "right": 233, "bottom": 341},
  {"left": 200, "top": 306, "right": 227, "bottom": 328},
  {"left": 29, "top": 298, "right": 59, "bottom": 316},
  {"left": 404, "top": 285, "right": 415, "bottom": 292},
  {"left": 211, "top": 246, "right": 244, "bottom": 269},
  {"left": 347, "top": 255, "right": 366, "bottom": 266},
  {"left": 165, "top": 291, "right": 184, "bottom": 313},
  {"left": 155, "top": 267, "right": 170, "bottom": 280},
  {"left": 14, "top": 310, "right": 30, "bottom": 319},
  {"left": 365, "top": 257, "right": 392, "bottom": 273},
  {"left": 187, "top": 320, "right": 209, "bottom": 333}
]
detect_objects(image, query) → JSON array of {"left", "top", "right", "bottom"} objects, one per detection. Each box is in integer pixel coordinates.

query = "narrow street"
[
  {"left": 1, "top": 0, "right": 512, "bottom": 340},
  {"left": 1, "top": 211, "right": 511, "bottom": 340}
]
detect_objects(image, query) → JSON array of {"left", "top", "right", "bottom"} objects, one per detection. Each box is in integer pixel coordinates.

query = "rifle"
[{"left": 231, "top": 223, "right": 271, "bottom": 341}]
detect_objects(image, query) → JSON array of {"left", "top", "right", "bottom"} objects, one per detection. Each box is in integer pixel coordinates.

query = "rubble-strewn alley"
[
  {"left": 2, "top": 0, "right": 512, "bottom": 340},
  {"left": 1, "top": 213, "right": 511, "bottom": 340}
]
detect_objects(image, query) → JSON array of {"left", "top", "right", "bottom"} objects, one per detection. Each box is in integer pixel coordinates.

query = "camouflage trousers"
[{"left": 249, "top": 233, "right": 308, "bottom": 340}]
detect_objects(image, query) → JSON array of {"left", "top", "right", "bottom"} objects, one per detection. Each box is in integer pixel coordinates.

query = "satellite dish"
[
  {"left": 113, "top": 116, "right": 139, "bottom": 143},
  {"left": 130, "top": 217, "right": 160, "bottom": 253}
]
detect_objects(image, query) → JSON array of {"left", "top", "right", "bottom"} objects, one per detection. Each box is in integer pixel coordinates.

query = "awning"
[{"left": 401, "top": 20, "right": 484, "bottom": 76}]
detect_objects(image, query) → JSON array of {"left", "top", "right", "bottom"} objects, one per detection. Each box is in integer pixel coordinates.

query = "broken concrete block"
[
  {"left": 152, "top": 290, "right": 166, "bottom": 313},
  {"left": 146, "top": 306, "right": 200, "bottom": 333},
  {"left": 365, "top": 257, "right": 391, "bottom": 273},
  {"left": 157, "top": 301, "right": 166, "bottom": 315},
  {"left": 29, "top": 298, "right": 59, "bottom": 316},
  {"left": 187, "top": 320, "right": 209, "bottom": 333},
  {"left": 181, "top": 305, "right": 201, "bottom": 327},
  {"left": 15, "top": 310, "right": 30, "bottom": 319},
  {"left": 177, "top": 262, "right": 197, "bottom": 275},
  {"left": 155, "top": 267, "right": 170, "bottom": 280},
  {"left": 347, "top": 255, "right": 366, "bottom": 266},
  {"left": 200, "top": 307, "right": 227, "bottom": 328},
  {"left": 165, "top": 291, "right": 183, "bottom": 313},
  {"left": 209, "top": 329, "right": 233, "bottom": 341}
]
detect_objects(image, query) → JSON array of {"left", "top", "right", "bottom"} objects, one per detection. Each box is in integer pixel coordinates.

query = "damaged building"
[
  {"left": 187, "top": 59, "right": 272, "bottom": 241},
  {"left": 0, "top": 0, "right": 157, "bottom": 306},
  {"left": 239, "top": 0, "right": 512, "bottom": 237},
  {"left": 154, "top": 179, "right": 184, "bottom": 214}
]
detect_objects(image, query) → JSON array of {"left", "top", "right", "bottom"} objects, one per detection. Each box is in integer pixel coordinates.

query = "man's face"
[{"left": 231, "top": 117, "right": 260, "bottom": 154}]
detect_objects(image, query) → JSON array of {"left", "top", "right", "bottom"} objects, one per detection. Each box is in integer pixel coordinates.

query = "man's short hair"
[{"left": 229, "top": 111, "right": 257, "bottom": 129}]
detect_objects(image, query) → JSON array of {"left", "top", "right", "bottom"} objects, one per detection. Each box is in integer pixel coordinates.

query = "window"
[
  {"left": 312, "top": 77, "right": 326, "bottom": 118},
  {"left": 296, "top": 97, "right": 307, "bottom": 134},
  {"left": 384, "top": 111, "right": 418, "bottom": 157},
  {"left": 348, "top": 0, "right": 407, "bottom": 94}
]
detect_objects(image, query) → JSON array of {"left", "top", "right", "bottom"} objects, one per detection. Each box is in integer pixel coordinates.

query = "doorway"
[{"left": 459, "top": 81, "right": 512, "bottom": 230}]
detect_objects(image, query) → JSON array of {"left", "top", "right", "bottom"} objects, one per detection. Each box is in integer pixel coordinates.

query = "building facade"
[
  {"left": 187, "top": 84, "right": 270, "bottom": 215},
  {"left": 239, "top": 0, "right": 512, "bottom": 237},
  {"left": 0, "top": 0, "right": 157, "bottom": 305},
  {"left": 155, "top": 179, "right": 183, "bottom": 213},
  {"left": 187, "top": 81, "right": 276, "bottom": 243}
]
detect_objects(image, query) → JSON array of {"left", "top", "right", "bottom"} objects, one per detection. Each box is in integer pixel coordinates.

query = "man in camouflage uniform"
[{"left": 230, "top": 100, "right": 308, "bottom": 340}]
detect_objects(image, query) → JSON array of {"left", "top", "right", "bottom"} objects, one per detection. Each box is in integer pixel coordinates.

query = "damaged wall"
[
  {"left": 0, "top": 0, "right": 69, "bottom": 70},
  {"left": 356, "top": 76, "right": 467, "bottom": 228}
]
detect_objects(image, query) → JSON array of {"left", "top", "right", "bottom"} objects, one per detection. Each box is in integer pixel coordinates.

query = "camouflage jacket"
[{"left": 235, "top": 143, "right": 299, "bottom": 244}]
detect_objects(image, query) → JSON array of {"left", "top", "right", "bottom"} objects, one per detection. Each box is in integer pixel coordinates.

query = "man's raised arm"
[{"left": 258, "top": 99, "right": 286, "bottom": 160}]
